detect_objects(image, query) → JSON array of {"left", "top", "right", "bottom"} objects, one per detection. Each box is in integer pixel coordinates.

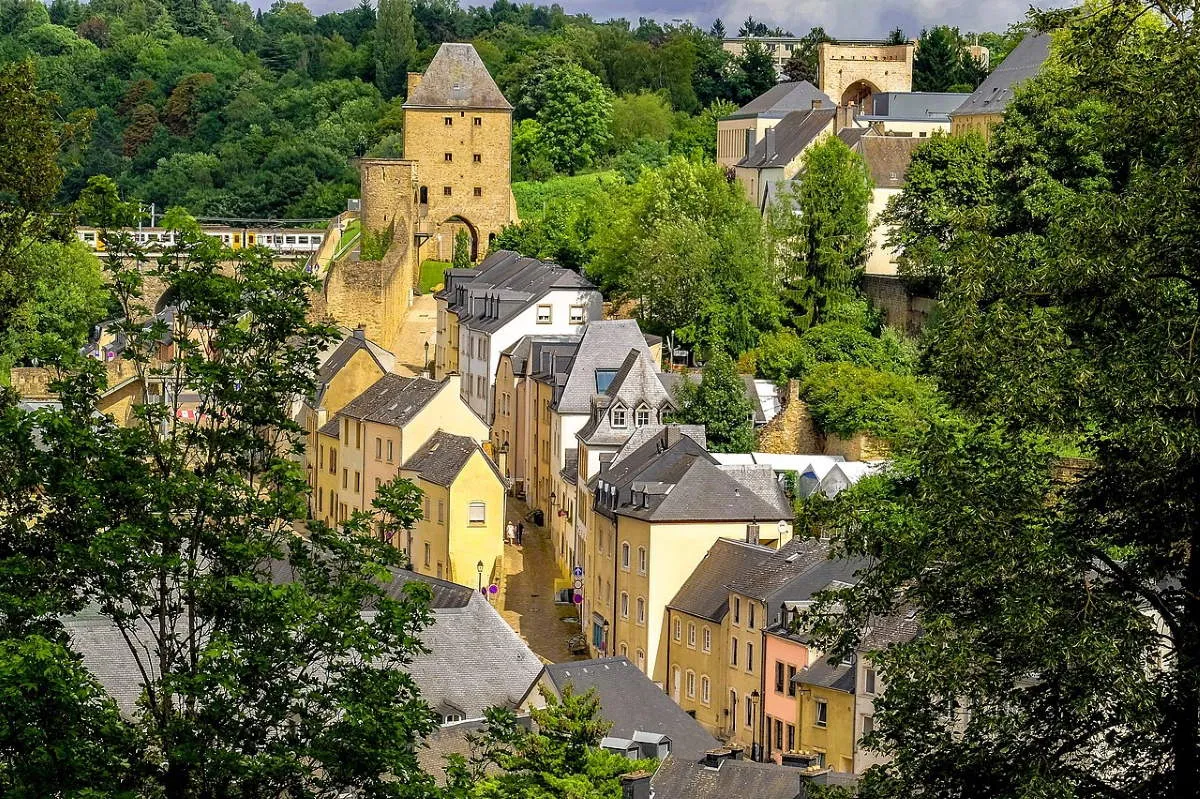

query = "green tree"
[
  {"left": 610, "top": 91, "right": 673, "bottom": 152},
  {"left": 750, "top": 322, "right": 915, "bottom": 383},
  {"left": 881, "top": 131, "right": 994, "bottom": 295},
  {"left": 451, "top": 685, "right": 656, "bottom": 798},
  {"left": 780, "top": 27, "right": 830, "bottom": 84},
  {"left": 669, "top": 351, "right": 756, "bottom": 453},
  {"left": 806, "top": 7, "right": 1200, "bottom": 798},
  {"left": 0, "top": 218, "right": 441, "bottom": 796},
  {"left": 589, "top": 157, "right": 781, "bottom": 356},
  {"left": 518, "top": 62, "right": 613, "bottom": 174},
  {"left": 913, "top": 26, "right": 972, "bottom": 91},
  {"left": 767, "top": 135, "right": 872, "bottom": 329},
  {"left": 375, "top": 0, "right": 415, "bottom": 99},
  {"left": 734, "top": 39, "right": 775, "bottom": 102},
  {"left": 452, "top": 227, "right": 471, "bottom": 268},
  {"left": 372, "top": 474, "right": 424, "bottom": 566}
]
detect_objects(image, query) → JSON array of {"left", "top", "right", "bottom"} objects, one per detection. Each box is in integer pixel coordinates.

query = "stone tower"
[
  {"left": 818, "top": 41, "right": 914, "bottom": 114},
  {"left": 402, "top": 42, "right": 516, "bottom": 263}
]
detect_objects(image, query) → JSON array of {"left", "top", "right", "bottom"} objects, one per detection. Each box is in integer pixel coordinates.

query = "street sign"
[
  {"left": 573, "top": 566, "right": 584, "bottom": 578},
  {"left": 572, "top": 593, "right": 583, "bottom": 604}
]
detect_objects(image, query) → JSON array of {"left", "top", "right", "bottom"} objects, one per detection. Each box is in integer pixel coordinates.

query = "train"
[{"left": 76, "top": 226, "right": 327, "bottom": 255}]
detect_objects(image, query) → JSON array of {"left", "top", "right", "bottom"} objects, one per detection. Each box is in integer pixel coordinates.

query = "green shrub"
[
  {"left": 801, "top": 362, "right": 946, "bottom": 442},
  {"left": 752, "top": 323, "right": 917, "bottom": 383}
]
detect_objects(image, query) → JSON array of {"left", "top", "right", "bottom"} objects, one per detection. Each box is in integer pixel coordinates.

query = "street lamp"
[
  {"left": 602, "top": 619, "right": 610, "bottom": 656},
  {"left": 424, "top": 341, "right": 431, "bottom": 375},
  {"left": 476, "top": 559, "right": 485, "bottom": 591}
]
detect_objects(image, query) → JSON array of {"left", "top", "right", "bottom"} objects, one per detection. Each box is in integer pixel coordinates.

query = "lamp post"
[
  {"left": 602, "top": 619, "right": 610, "bottom": 656},
  {"left": 424, "top": 341, "right": 431, "bottom": 376},
  {"left": 476, "top": 559, "right": 485, "bottom": 592}
]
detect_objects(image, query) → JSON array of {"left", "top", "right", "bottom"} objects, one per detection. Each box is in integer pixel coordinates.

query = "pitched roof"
[
  {"left": 668, "top": 538, "right": 775, "bottom": 621},
  {"left": 338, "top": 374, "right": 445, "bottom": 428},
  {"left": 441, "top": 250, "right": 596, "bottom": 335},
  {"left": 854, "top": 134, "right": 923, "bottom": 189},
  {"left": 726, "top": 80, "right": 832, "bottom": 120},
  {"left": 402, "top": 430, "right": 494, "bottom": 487},
  {"left": 952, "top": 32, "right": 1051, "bottom": 117},
  {"left": 794, "top": 657, "right": 856, "bottom": 693},
  {"left": 555, "top": 320, "right": 653, "bottom": 414},
  {"left": 404, "top": 43, "right": 512, "bottom": 111},
  {"left": 650, "top": 754, "right": 803, "bottom": 799},
  {"left": 837, "top": 126, "right": 868, "bottom": 149},
  {"left": 737, "top": 108, "right": 836, "bottom": 169},
  {"left": 726, "top": 537, "right": 832, "bottom": 601},
  {"left": 538, "top": 658, "right": 720, "bottom": 759},
  {"left": 501, "top": 334, "right": 581, "bottom": 375},
  {"left": 577, "top": 350, "right": 675, "bottom": 445},
  {"left": 861, "top": 91, "right": 969, "bottom": 122}
]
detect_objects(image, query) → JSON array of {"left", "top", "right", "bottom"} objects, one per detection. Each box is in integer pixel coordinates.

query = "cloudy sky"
[{"left": 290, "top": 0, "right": 1066, "bottom": 38}]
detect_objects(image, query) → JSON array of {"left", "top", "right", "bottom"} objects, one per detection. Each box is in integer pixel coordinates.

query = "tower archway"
[
  {"left": 841, "top": 79, "right": 881, "bottom": 114},
  {"left": 442, "top": 215, "right": 479, "bottom": 262}
]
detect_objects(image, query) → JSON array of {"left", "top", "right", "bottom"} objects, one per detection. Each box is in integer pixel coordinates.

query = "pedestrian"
[
  {"left": 516, "top": 521, "right": 524, "bottom": 545},
  {"left": 505, "top": 521, "right": 515, "bottom": 545}
]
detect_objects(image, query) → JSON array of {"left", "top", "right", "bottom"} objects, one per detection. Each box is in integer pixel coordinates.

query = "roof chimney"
[
  {"left": 407, "top": 72, "right": 423, "bottom": 95},
  {"left": 352, "top": 325, "right": 366, "bottom": 340},
  {"left": 836, "top": 101, "right": 856, "bottom": 132},
  {"left": 619, "top": 771, "right": 652, "bottom": 799},
  {"left": 764, "top": 126, "right": 777, "bottom": 158}
]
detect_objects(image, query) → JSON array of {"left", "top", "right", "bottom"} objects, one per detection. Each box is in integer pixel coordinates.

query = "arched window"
[
  {"left": 620, "top": 592, "right": 629, "bottom": 618},
  {"left": 619, "top": 642, "right": 627, "bottom": 657},
  {"left": 701, "top": 675, "right": 711, "bottom": 704},
  {"left": 636, "top": 650, "right": 645, "bottom": 670},
  {"left": 637, "top": 546, "right": 647, "bottom": 573},
  {"left": 636, "top": 597, "right": 645, "bottom": 625},
  {"left": 686, "top": 670, "right": 696, "bottom": 698},
  {"left": 745, "top": 695, "right": 754, "bottom": 728},
  {"left": 687, "top": 623, "right": 696, "bottom": 647},
  {"left": 703, "top": 627, "right": 712, "bottom": 652},
  {"left": 672, "top": 666, "right": 681, "bottom": 702},
  {"left": 621, "top": 542, "right": 630, "bottom": 570},
  {"left": 673, "top": 618, "right": 681, "bottom": 641}
]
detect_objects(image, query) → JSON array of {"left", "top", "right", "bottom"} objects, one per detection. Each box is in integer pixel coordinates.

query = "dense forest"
[{"left": 0, "top": 0, "right": 1008, "bottom": 220}]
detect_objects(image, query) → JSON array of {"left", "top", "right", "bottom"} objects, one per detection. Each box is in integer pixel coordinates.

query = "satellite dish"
[{"left": 777, "top": 519, "right": 789, "bottom": 534}]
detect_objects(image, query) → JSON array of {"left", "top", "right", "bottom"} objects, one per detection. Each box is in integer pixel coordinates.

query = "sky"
[{"left": 286, "top": 0, "right": 1068, "bottom": 39}]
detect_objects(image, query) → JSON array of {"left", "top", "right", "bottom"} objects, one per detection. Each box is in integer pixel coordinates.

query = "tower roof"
[{"left": 404, "top": 43, "right": 512, "bottom": 111}]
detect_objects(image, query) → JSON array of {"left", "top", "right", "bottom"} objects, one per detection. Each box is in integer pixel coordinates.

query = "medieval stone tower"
[{"left": 818, "top": 40, "right": 915, "bottom": 114}]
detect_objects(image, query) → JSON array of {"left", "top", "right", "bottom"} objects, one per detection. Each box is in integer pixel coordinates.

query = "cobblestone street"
[{"left": 496, "top": 500, "right": 585, "bottom": 664}]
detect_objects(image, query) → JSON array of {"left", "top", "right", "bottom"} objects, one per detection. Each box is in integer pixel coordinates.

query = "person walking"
[
  {"left": 515, "top": 521, "right": 524, "bottom": 545},
  {"left": 505, "top": 521, "right": 515, "bottom": 545}
]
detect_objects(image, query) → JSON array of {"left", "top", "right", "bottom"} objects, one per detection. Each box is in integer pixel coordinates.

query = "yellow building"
[
  {"left": 399, "top": 430, "right": 507, "bottom": 587},
  {"left": 949, "top": 32, "right": 1050, "bottom": 141},
  {"left": 579, "top": 426, "right": 793, "bottom": 685},
  {"left": 816, "top": 40, "right": 914, "bottom": 112},
  {"left": 794, "top": 657, "right": 857, "bottom": 773}
]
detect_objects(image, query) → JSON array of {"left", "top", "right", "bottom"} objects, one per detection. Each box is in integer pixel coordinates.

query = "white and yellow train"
[{"left": 76, "top": 226, "right": 326, "bottom": 255}]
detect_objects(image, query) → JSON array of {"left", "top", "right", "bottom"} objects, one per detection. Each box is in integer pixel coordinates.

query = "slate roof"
[
  {"left": 404, "top": 43, "right": 512, "bottom": 111},
  {"left": 737, "top": 108, "right": 836, "bottom": 169},
  {"left": 794, "top": 657, "right": 856, "bottom": 693},
  {"left": 726, "top": 537, "right": 832, "bottom": 601},
  {"left": 837, "top": 126, "right": 868, "bottom": 148},
  {"left": 855, "top": 134, "right": 923, "bottom": 189},
  {"left": 502, "top": 334, "right": 581, "bottom": 375},
  {"left": 860, "top": 91, "right": 969, "bottom": 122},
  {"left": 860, "top": 612, "right": 921, "bottom": 650},
  {"left": 440, "top": 250, "right": 596, "bottom": 335},
  {"left": 577, "top": 349, "right": 675, "bottom": 445},
  {"left": 401, "top": 430, "right": 493, "bottom": 487},
  {"left": 609, "top": 423, "right": 707, "bottom": 466},
  {"left": 555, "top": 320, "right": 653, "bottom": 414},
  {"left": 650, "top": 754, "right": 803, "bottom": 799},
  {"left": 538, "top": 658, "right": 721, "bottom": 759},
  {"left": 952, "top": 32, "right": 1051, "bottom": 117},
  {"left": 668, "top": 538, "right": 775, "bottom": 621},
  {"left": 561, "top": 447, "right": 578, "bottom": 483},
  {"left": 726, "top": 80, "right": 832, "bottom": 120},
  {"left": 338, "top": 374, "right": 446, "bottom": 427}
]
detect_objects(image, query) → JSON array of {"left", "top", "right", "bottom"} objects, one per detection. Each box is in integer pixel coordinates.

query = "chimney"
[
  {"left": 836, "top": 101, "right": 856, "bottom": 132},
  {"left": 781, "top": 751, "right": 821, "bottom": 768},
  {"left": 727, "top": 746, "right": 744, "bottom": 761},
  {"left": 764, "top": 126, "right": 777, "bottom": 158},
  {"left": 703, "top": 748, "right": 733, "bottom": 768},
  {"left": 407, "top": 72, "right": 423, "bottom": 95},
  {"left": 619, "top": 771, "right": 652, "bottom": 799},
  {"left": 664, "top": 425, "right": 682, "bottom": 449},
  {"left": 352, "top": 325, "right": 366, "bottom": 341}
]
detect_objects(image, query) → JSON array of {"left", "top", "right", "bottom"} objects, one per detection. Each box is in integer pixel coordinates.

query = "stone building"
[{"left": 817, "top": 40, "right": 914, "bottom": 113}]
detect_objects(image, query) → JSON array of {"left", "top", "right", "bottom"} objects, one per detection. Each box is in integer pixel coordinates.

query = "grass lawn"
[
  {"left": 511, "top": 171, "right": 615, "bottom": 221},
  {"left": 419, "top": 260, "right": 451, "bottom": 294},
  {"left": 332, "top": 217, "right": 361, "bottom": 260}
]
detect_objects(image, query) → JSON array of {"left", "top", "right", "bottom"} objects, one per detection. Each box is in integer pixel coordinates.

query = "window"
[
  {"left": 468, "top": 501, "right": 486, "bottom": 524},
  {"left": 621, "top": 542, "right": 630, "bottom": 570},
  {"left": 444, "top": 152, "right": 453, "bottom": 162},
  {"left": 637, "top": 546, "right": 647, "bottom": 573},
  {"left": 330, "top": 449, "right": 337, "bottom": 472},
  {"left": 473, "top": 187, "right": 482, "bottom": 197},
  {"left": 702, "top": 627, "right": 711, "bottom": 652},
  {"left": 612, "top": 406, "right": 627, "bottom": 428},
  {"left": 700, "top": 675, "right": 710, "bottom": 704},
  {"left": 863, "top": 714, "right": 874, "bottom": 736},
  {"left": 746, "top": 641, "right": 754, "bottom": 672},
  {"left": 673, "top": 618, "right": 681, "bottom": 641},
  {"left": 536, "top": 305, "right": 552, "bottom": 324},
  {"left": 775, "top": 719, "right": 784, "bottom": 749},
  {"left": 787, "top": 665, "right": 797, "bottom": 697},
  {"left": 636, "top": 650, "right": 645, "bottom": 670},
  {"left": 424, "top": 542, "right": 431, "bottom": 567},
  {"left": 636, "top": 597, "right": 645, "bottom": 625},
  {"left": 473, "top": 153, "right": 482, "bottom": 163},
  {"left": 354, "top": 471, "right": 360, "bottom": 492},
  {"left": 620, "top": 592, "right": 629, "bottom": 618},
  {"left": 776, "top": 662, "right": 785, "bottom": 693},
  {"left": 619, "top": 643, "right": 627, "bottom": 657},
  {"left": 374, "top": 477, "right": 381, "bottom": 490},
  {"left": 569, "top": 304, "right": 586, "bottom": 324},
  {"left": 355, "top": 421, "right": 362, "bottom": 449},
  {"left": 815, "top": 699, "right": 828, "bottom": 728},
  {"left": 635, "top": 405, "right": 651, "bottom": 427},
  {"left": 687, "top": 623, "right": 696, "bottom": 648},
  {"left": 672, "top": 666, "right": 680, "bottom": 702},
  {"left": 437, "top": 500, "right": 445, "bottom": 524},
  {"left": 423, "top": 496, "right": 430, "bottom": 519},
  {"left": 787, "top": 723, "right": 796, "bottom": 751},
  {"left": 444, "top": 116, "right": 453, "bottom": 126},
  {"left": 375, "top": 437, "right": 382, "bottom": 459},
  {"left": 686, "top": 671, "right": 696, "bottom": 698},
  {"left": 387, "top": 439, "right": 393, "bottom": 462},
  {"left": 733, "top": 597, "right": 740, "bottom": 624},
  {"left": 443, "top": 713, "right": 463, "bottom": 724},
  {"left": 343, "top": 421, "right": 350, "bottom": 444},
  {"left": 473, "top": 116, "right": 482, "bottom": 126},
  {"left": 443, "top": 186, "right": 452, "bottom": 196},
  {"left": 745, "top": 695, "right": 754, "bottom": 728},
  {"left": 342, "top": 468, "right": 348, "bottom": 489},
  {"left": 865, "top": 667, "right": 877, "bottom": 695},
  {"left": 731, "top": 637, "right": 738, "bottom": 666},
  {"left": 749, "top": 603, "right": 756, "bottom": 629}
]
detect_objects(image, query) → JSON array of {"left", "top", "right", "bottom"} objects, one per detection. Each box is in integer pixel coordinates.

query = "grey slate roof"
[
  {"left": 539, "top": 658, "right": 720, "bottom": 759},
  {"left": 668, "top": 538, "right": 775, "bottom": 621},
  {"left": 441, "top": 250, "right": 596, "bottom": 335},
  {"left": 794, "top": 657, "right": 856, "bottom": 693},
  {"left": 952, "top": 32, "right": 1051, "bottom": 117},
  {"left": 502, "top": 334, "right": 581, "bottom": 375},
  {"left": 577, "top": 349, "right": 675, "bottom": 446},
  {"left": 555, "top": 320, "right": 653, "bottom": 414},
  {"left": 861, "top": 91, "right": 969, "bottom": 122},
  {"left": 855, "top": 134, "right": 923, "bottom": 189},
  {"left": 737, "top": 108, "right": 836, "bottom": 169},
  {"left": 650, "top": 754, "right": 803, "bottom": 799},
  {"left": 561, "top": 447, "right": 578, "bottom": 483},
  {"left": 726, "top": 537, "right": 832, "bottom": 600},
  {"left": 402, "top": 430, "right": 493, "bottom": 487},
  {"left": 861, "top": 612, "right": 921, "bottom": 650},
  {"left": 726, "top": 80, "right": 832, "bottom": 120},
  {"left": 837, "top": 126, "right": 869, "bottom": 149},
  {"left": 338, "top": 374, "right": 445, "bottom": 427},
  {"left": 404, "top": 43, "right": 512, "bottom": 111}
]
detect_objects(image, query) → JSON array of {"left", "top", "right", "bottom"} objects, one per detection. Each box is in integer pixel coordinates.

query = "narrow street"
[{"left": 497, "top": 500, "right": 585, "bottom": 664}]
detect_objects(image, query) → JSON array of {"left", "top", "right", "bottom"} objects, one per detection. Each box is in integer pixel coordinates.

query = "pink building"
[{"left": 762, "top": 626, "right": 810, "bottom": 763}]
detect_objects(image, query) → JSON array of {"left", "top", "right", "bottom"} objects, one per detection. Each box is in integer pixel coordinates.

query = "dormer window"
[
  {"left": 611, "top": 405, "right": 627, "bottom": 428},
  {"left": 635, "top": 404, "right": 651, "bottom": 427}
]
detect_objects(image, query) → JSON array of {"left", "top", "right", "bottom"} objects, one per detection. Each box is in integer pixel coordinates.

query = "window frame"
[{"left": 468, "top": 501, "right": 486, "bottom": 525}]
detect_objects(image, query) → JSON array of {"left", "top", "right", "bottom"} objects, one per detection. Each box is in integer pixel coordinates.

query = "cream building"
[
  {"left": 817, "top": 40, "right": 914, "bottom": 113},
  {"left": 716, "top": 81, "right": 832, "bottom": 168}
]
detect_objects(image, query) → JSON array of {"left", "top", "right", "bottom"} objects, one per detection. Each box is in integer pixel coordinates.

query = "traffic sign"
[{"left": 572, "top": 566, "right": 584, "bottom": 578}]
